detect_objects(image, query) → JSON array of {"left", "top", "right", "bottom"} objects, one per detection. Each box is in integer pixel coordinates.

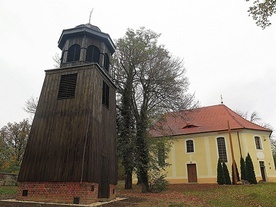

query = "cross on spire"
[{"left": 89, "top": 8, "right": 94, "bottom": 24}]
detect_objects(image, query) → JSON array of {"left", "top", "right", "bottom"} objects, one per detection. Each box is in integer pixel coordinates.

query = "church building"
[{"left": 150, "top": 104, "right": 276, "bottom": 184}]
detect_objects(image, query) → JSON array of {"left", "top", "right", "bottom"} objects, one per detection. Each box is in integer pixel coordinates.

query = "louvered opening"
[{"left": 57, "top": 73, "right": 78, "bottom": 100}]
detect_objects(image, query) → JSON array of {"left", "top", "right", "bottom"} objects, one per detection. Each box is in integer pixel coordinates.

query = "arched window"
[
  {"left": 67, "top": 44, "right": 80, "bottom": 62},
  {"left": 186, "top": 140, "right": 194, "bottom": 153},
  {"left": 103, "top": 53, "right": 109, "bottom": 72},
  {"left": 86, "top": 45, "right": 100, "bottom": 63},
  {"left": 217, "top": 137, "right": 227, "bottom": 162}
]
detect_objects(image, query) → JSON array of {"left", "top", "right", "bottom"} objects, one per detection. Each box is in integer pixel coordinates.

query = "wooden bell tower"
[{"left": 17, "top": 24, "right": 117, "bottom": 204}]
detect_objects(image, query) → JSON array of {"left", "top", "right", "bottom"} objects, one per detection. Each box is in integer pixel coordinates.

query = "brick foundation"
[
  {"left": 109, "top": 184, "right": 116, "bottom": 200},
  {"left": 17, "top": 182, "right": 100, "bottom": 204}
]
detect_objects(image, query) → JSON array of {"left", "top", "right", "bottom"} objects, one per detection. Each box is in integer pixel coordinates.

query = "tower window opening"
[
  {"left": 67, "top": 44, "right": 80, "bottom": 62},
  {"left": 102, "top": 81, "right": 109, "bottom": 108},
  {"left": 103, "top": 53, "right": 109, "bottom": 72},
  {"left": 86, "top": 45, "right": 100, "bottom": 63},
  {"left": 57, "top": 73, "right": 78, "bottom": 100}
]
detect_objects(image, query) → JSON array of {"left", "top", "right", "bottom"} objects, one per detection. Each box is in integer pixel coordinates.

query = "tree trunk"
[
  {"left": 125, "top": 171, "right": 133, "bottom": 189},
  {"left": 120, "top": 71, "right": 135, "bottom": 189},
  {"left": 135, "top": 106, "right": 150, "bottom": 193},
  {"left": 140, "top": 168, "right": 149, "bottom": 193}
]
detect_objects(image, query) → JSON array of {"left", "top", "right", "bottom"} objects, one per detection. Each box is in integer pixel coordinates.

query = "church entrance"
[
  {"left": 259, "top": 161, "right": 266, "bottom": 181},
  {"left": 187, "top": 164, "right": 197, "bottom": 183}
]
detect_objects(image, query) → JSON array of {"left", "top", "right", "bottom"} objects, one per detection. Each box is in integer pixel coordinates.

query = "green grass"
[
  {"left": 0, "top": 186, "right": 17, "bottom": 195},
  {"left": 168, "top": 203, "right": 185, "bottom": 207},
  {"left": 184, "top": 183, "right": 276, "bottom": 207}
]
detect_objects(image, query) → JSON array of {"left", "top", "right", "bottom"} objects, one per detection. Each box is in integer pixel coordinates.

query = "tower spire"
[
  {"left": 89, "top": 8, "right": 94, "bottom": 24},
  {"left": 220, "top": 95, "right": 224, "bottom": 104}
]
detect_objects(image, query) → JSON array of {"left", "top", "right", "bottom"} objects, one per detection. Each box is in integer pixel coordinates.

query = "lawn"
[
  {"left": 0, "top": 186, "right": 17, "bottom": 196},
  {"left": 0, "top": 183, "right": 275, "bottom": 207},
  {"left": 115, "top": 182, "right": 276, "bottom": 207}
]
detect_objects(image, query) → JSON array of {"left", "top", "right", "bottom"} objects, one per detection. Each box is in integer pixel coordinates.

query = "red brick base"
[{"left": 17, "top": 182, "right": 101, "bottom": 204}]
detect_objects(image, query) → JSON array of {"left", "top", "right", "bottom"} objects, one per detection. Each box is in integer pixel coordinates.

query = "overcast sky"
[{"left": 0, "top": 0, "right": 275, "bottom": 135}]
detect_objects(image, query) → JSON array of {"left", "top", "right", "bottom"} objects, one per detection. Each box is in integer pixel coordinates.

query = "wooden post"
[{"left": 227, "top": 120, "right": 238, "bottom": 184}]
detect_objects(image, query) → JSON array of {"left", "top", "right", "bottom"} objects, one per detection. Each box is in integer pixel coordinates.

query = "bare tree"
[
  {"left": 236, "top": 110, "right": 273, "bottom": 130},
  {"left": 23, "top": 96, "right": 38, "bottom": 115},
  {"left": 53, "top": 52, "right": 61, "bottom": 68}
]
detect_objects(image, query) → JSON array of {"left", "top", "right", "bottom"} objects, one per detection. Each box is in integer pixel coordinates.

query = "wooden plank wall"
[{"left": 18, "top": 64, "right": 117, "bottom": 185}]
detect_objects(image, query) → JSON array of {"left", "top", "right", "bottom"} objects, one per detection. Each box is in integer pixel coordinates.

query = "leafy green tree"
[
  {"left": 246, "top": 0, "right": 276, "bottom": 29},
  {"left": 217, "top": 159, "right": 225, "bottom": 185},
  {"left": 246, "top": 153, "right": 257, "bottom": 184},
  {"left": 240, "top": 156, "right": 247, "bottom": 180},
  {"left": 116, "top": 75, "right": 136, "bottom": 189},
  {"left": 0, "top": 119, "right": 30, "bottom": 173},
  {"left": 114, "top": 27, "right": 197, "bottom": 192},
  {"left": 0, "top": 132, "right": 11, "bottom": 171},
  {"left": 222, "top": 162, "right": 231, "bottom": 185}
]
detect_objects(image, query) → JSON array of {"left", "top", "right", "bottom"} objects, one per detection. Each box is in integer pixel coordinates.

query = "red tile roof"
[{"left": 150, "top": 104, "right": 272, "bottom": 137}]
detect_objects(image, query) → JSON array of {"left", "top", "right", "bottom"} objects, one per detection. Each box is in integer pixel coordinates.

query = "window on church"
[
  {"left": 86, "top": 45, "right": 100, "bottom": 63},
  {"left": 217, "top": 137, "right": 227, "bottom": 162},
  {"left": 186, "top": 140, "right": 194, "bottom": 153},
  {"left": 103, "top": 53, "right": 109, "bottom": 72},
  {"left": 57, "top": 73, "right": 78, "bottom": 100},
  {"left": 254, "top": 136, "right": 262, "bottom": 149},
  {"left": 102, "top": 81, "right": 109, "bottom": 108},
  {"left": 67, "top": 44, "right": 80, "bottom": 62}
]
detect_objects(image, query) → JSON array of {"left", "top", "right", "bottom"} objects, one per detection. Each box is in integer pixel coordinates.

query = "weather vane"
[{"left": 89, "top": 8, "right": 94, "bottom": 24}]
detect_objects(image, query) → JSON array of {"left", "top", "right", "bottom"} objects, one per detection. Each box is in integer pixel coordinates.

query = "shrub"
[
  {"left": 240, "top": 156, "right": 247, "bottom": 181},
  {"left": 222, "top": 162, "right": 231, "bottom": 185},
  {"left": 246, "top": 153, "right": 257, "bottom": 184},
  {"left": 149, "top": 172, "right": 168, "bottom": 193},
  {"left": 217, "top": 158, "right": 225, "bottom": 185}
]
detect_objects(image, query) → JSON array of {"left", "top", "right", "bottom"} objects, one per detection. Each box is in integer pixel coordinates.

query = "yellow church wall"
[
  {"left": 164, "top": 130, "right": 276, "bottom": 184},
  {"left": 240, "top": 130, "right": 276, "bottom": 182}
]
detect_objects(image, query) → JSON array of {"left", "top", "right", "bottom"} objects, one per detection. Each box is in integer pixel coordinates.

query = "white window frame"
[{"left": 185, "top": 139, "right": 195, "bottom": 153}]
